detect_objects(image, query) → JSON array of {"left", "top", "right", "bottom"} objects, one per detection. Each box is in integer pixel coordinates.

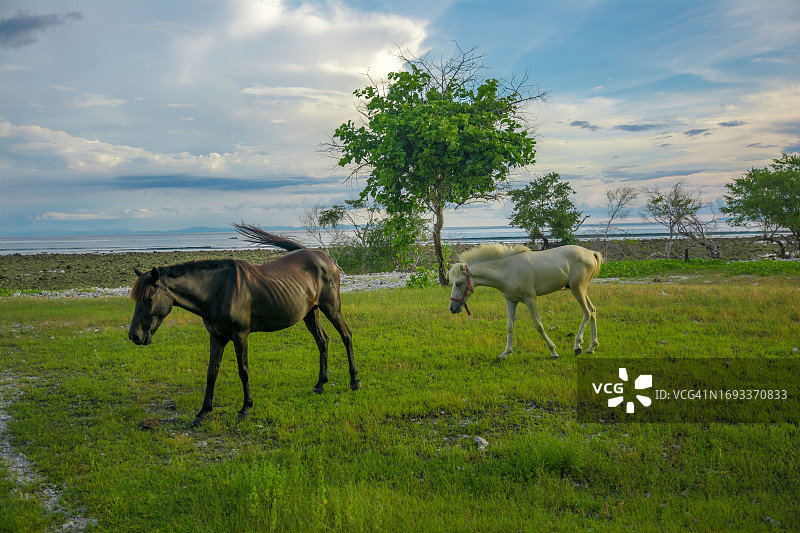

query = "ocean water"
[{"left": 0, "top": 224, "right": 760, "bottom": 255}]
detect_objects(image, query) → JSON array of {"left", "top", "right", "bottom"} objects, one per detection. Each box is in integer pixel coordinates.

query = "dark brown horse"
[{"left": 128, "top": 225, "right": 360, "bottom": 426}]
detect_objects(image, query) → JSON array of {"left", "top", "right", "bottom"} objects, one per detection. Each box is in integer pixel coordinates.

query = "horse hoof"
[
  {"left": 236, "top": 411, "right": 249, "bottom": 422},
  {"left": 190, "top": 416, "right": 205, "bottom": 427},
  {"left": 574, "top": 348, "right": 582, "bottom": 356},
  {"left": 350, "top": 380, "right": 362, "bottom": 391},
  {"left": 550, "top": 353, "right": 560, "bottom": 359},
  {"left": 312, "top": 387, "right": 324, "bottom": 394}
]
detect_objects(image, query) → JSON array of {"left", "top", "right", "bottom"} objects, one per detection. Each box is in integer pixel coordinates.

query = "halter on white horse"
[
  {"left": 448, "top": 243, "right": 602, "bottom": 359},
  {"left": 449, "top": 264, "right": 474, "bottom": 315}
]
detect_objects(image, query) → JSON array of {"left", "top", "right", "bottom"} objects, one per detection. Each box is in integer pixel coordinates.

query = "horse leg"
[
  {"left": 570, "top": 287, "right": 598, "bottom": 355},
  {"left": 498, "top": 298, "right": 517, "bottom": 360},
  {"left": 303, "top": 309, "right": 330, "bottom": 393},
  {"left": 524, "top": 297, "right": 559, "bottom": 359},
  {"left": 232, "top": 332, "right": 254, "bottom": 420},
  {"left": 586, "top": 295, "right": 599, "bottom": 353},
  {"left": 192, "top": 333, "right": 228, "bottom": 426},
  {"left": 319, "top": 304, "right": 360, "bottom": 391},
  {"left": 570, "top": 286, "right": 590, "bottom": 355}
]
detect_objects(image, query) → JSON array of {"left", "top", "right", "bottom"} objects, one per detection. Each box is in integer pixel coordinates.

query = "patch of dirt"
[{"left": 0, "top": 371, "right": 97, "bottom": 531}]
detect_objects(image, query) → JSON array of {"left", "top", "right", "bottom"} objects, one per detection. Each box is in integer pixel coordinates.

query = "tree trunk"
[
  {"left": 665, "top": 225, "right": 675, "bottom": 257},
  {"left": 433, "top": 200, "right": 447, "bottom": 285}
]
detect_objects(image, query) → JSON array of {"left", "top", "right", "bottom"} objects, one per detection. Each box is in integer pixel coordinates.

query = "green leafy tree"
[
  {"left": 508, "top": 172, "right": 586, "bottom": 249},
  {"left": 722, "top": 153, "right": 800, "bottom": 258},
  {"left": 330, "top": 46, "right": 544, "bottom": 284}
]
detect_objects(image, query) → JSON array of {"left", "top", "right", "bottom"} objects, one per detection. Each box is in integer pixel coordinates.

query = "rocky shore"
[
  {"left": 0, "top": 236, "right": 785, "bottom": 293},
  {"left": 9, "top": 271, "right": 413, "bottom": 299}
]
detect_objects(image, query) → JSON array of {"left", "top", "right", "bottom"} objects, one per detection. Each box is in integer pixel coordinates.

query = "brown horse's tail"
[
  {"left": 233, "top": 223, "right": 306, "bottom": 251},
  {"left": 591, "top": 251, "right": 603, "bottom": 280}
]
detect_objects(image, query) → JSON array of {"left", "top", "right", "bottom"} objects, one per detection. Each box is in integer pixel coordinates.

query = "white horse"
[{"left": 448, "top": 244, "right": 602, "bottom": 359}]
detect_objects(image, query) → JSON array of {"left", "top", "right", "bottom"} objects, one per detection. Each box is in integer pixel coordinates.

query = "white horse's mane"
[{"left": 459, "top": 243, "right": 531, "bottom": 265}]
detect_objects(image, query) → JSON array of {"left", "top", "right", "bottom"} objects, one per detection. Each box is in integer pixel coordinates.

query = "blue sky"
[{"left": 1, "top": 0, "right": 798, "bottom": 235}]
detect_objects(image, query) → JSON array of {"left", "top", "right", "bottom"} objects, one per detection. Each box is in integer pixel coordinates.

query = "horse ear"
[
  {"left": 459, "top": 264, "right": 467, "bottom": 274},
  {"left": 150, "top": 267, "right": 160, "bottom": 282},
  {"left": 134, "top": 267, "right": 144, "bottom": 277}
]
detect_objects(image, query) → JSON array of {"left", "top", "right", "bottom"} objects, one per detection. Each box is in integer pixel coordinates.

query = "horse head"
[
  {"left": 128, "top": 267, "right": 174, "bottom": 345},
  {"left": 447, "top": 263, "right": 474, "bottom": 315}
]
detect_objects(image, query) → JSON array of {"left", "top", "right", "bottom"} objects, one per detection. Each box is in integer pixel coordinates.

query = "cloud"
[
  {"left": 35, "top": 208, "right": 164, "bottom": 221},
  {"left": 112, "top": 174, "right": 328, "bottom": 192},
  {"left": 70, "top": 93, "right": 128, "bottom": 108},
  {"left": 36, "top": 210, "right": 116, "bottom": 221},
  {"left": 684, "top": 129, "right": 710, "bottom": 137},
  {"left": 570, "top": 120, "right": 600, "bottom": 131},
  {"left": 613, "top": 124, "right": 666, "bottom": 132},
  {"left": 241, "top": 85, "right": 351, "bottom": 106},
  {"left": 1, "top": 64, "right": 28, "bottom": 72},
  {"left": 718, "top": 120, "right": 746, "bottom": 127},
  {"left": 0, "top": 10, "right": 82, "bottom": 48},
  {"left": 0, "top": 120, "right": 350, "bottom": 182}
]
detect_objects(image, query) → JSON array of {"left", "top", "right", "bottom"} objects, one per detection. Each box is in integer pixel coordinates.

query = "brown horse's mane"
[
  {"left": 130, "top": 259, "right": 262, "bottom": 301},
  {"left": 130, "top": 273, "right": 154, "bottom": 301}
]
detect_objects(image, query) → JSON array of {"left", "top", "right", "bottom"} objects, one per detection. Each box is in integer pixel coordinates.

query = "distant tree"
[
  {"left": 722, "top": 153, "right": 800, "bottom": 258},
  {"left": 299, "top": 203, "right": 344, "bottom": 248},
  {"left": 641, "top": 181, "right": 704, "bottom": 257},
  {"left": 677, "top": 206, "right": 722, "bottom": 259},
  {"left": 600, "top": 186, "right": 639, "bottom": 254},
  {"left": 508, "top": 172, "right": 587, "bottom": 249},
  {"left": 328, "top": 45, "right": 545, "bottom": 284},
  {"left": 318, "top": 198, "right": 382, "bottom": 247},
  {"left": 641, "top": 180, "right": 722, "bottom": 258}
]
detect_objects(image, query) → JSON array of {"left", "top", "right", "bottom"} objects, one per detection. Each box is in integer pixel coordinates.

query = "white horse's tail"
[{"left": 591, "top": 251, "right": 603, "bottom": 280}]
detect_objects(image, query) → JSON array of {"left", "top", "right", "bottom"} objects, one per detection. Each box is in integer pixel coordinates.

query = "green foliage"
[
  {"left": 723, "top": 153, "right": 800, "bottom": 229},
  {"left": 0, "top": 288, "right": 41, "bottom": 297},
  {"left": 405, "top": 267, "right": 438, "bottom": 288},
  {"left": 598, "top": 258, "right": 800, "bottom": 278},
  {"left": 327, "top": 214, "right": 428, "bottom": 274},
  {"left": 508, "top": 172, "right": 582, "bottom": 248},
  {"left": 335, "top": 67, "right": 536, "bottom": 209},
  {"left": 722, "top": 153, "right": 800, "bottom": 257}
]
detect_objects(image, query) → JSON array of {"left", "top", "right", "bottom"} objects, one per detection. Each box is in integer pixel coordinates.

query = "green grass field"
[{"left": 1, "top": 263, "right": 799, "bottom": 532}]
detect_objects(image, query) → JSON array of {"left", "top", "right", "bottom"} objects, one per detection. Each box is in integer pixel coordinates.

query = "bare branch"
[{"left": 601, "top": 186, "right": 639, "bottom": 254}]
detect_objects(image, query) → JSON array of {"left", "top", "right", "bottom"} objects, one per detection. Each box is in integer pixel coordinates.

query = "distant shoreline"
[{"left": 1, "top": 224, "right": 765, "bottom": 255}]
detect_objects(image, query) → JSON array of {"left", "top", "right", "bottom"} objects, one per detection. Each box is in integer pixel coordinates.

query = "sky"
[{"left": 1, "top": 0, "right": 799, "bottom": 235}]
